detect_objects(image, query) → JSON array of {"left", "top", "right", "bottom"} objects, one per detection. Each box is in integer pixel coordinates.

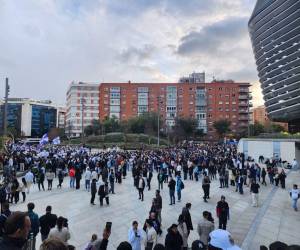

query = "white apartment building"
[{"left": 66, "top": 81, "right": 100, "bottom": 137}]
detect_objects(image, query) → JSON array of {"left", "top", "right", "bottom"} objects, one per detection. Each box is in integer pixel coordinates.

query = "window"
[
  {"left": 110, "top": 106, "right": 120, "bottom": 112},
  {"left": 219, "top": 87, "right": 223, "bottom": 91},
  {"left": 219, "top": 101, "right": 223, "bottom": 104}
]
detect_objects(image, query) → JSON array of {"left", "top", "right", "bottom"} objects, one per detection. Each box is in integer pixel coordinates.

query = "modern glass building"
[
  {"left": 0, "top": 103, "right": 22, "bottom": 135},
  {"left": 248, "top": 0, "right": 300, "bottom": 132},
  {"left": 31, "top": 105, "right": 57, "bottom": 137}
]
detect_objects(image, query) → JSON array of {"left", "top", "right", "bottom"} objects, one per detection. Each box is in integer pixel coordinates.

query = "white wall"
[
  {"left": 238, "top": 139, "right": 297, "bottom": 164},
  {"left": 280, "top": 141, "right": 295, "bottom": 163}
]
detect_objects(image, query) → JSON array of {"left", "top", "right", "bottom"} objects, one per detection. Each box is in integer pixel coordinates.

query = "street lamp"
[{"left": 81, "top": 97, "right": 86, "bottom": 144}]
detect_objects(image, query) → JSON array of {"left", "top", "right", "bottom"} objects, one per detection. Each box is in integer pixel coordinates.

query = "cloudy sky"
[{"left": 0, "top": 0, "right": 263, "bottom": 106}]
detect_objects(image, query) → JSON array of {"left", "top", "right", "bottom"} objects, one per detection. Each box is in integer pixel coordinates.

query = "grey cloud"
[
  {"left": 119, "top": 44, "right": 156, "bottom": 64},
  {"left": 177, "top": 16, "right": 249, "bottom": 57}
]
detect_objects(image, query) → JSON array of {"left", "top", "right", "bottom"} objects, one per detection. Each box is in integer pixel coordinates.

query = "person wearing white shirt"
[
  {"left": 292, "top": 159, "right": 298, "bottom": 170},
  {"left": 91, "top": 170, "right": 98, "bottom": 181},
  {"left": 48, "top": 216, "right": 70, "bottom": 243},
  {"left": 290, "top": 184, "right": 300, "bottom": 211},
  {"left": 145, "top": 219, "right": 157, "bottom": 250},
  {"left": 128, "top": 221, "right": 143, "bottom": 250},
  {"left": 176, "top": 164, "right": 182, "bottom": 176},
  {"left": 85, "top": 167, "right": 92, "bottom": 191},
  {"left": 24, "top": 170, "right": 34, "bottom": 194}
]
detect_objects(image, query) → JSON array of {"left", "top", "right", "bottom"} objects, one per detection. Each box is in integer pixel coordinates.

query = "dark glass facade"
[
  {"left": 31, "top": 105, "right": 57, "bottom": 137},
  {"left": 249, "top": 0, "right": 300, "bottom": 132},
  {"left": 0, "top": 103, "right": 22, "bottom": 134}
]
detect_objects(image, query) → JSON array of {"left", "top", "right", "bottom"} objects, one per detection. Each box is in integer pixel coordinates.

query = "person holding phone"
[{"left": 128, "top": 221, "right": 143, "bottom": 250}]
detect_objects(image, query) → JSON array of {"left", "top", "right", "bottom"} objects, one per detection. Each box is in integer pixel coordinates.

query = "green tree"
[
  {"left": 249, "top": 122, "right": 265, "bottom": 136},
  {"left": 213, "top": 119, "right": 231, "bottom": 138},
  {"left": 103, "top": 117, "right": 120, "bottom": 133},
  {"left": 267, "top": 123, "right": 285, "bottom": 133}
]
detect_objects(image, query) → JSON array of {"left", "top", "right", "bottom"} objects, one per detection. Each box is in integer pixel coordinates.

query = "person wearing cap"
[
  {"left": 216, "top": 196, "right": 229, "bottom": 230},
  {"left": 165, "top": 223, "right": 183, "bottom": 250},
  {"left": 145, "top": 219, "right": 157, "bottom": 250}
]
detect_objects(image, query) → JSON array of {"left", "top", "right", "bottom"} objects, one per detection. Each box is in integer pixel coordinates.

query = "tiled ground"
[{"left": 11, "top": 168, "right": 300, "bottom": 250}]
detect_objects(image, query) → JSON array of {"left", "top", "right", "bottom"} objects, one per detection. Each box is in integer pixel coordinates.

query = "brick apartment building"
[
  {"left": 251, "top": 105, "right": 288, "bottom": 131},
  {"left": 98, "top": 81, "right": 251, "bottom": 138}
]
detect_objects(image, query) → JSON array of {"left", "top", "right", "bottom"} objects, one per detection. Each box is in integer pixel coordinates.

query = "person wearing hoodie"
[{"left": 165, "top": 224, "right": 183, "bottom": 250}]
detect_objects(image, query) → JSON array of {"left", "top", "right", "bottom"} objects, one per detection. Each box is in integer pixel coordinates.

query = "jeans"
[
  {"left": 70, "top": 177, "right": 75, "bottom": 188},
  {"left": 169, "top": 190, "right": 175, "bottom": 204},
  {"left": 85, "top": 180, "right": 90, "bottom": 191},
  {"left": 292, "top": 199, "right": 298, "bottom": 210},
  {"left": 177, "top": 190, "right": 181, "bottom": 201}
]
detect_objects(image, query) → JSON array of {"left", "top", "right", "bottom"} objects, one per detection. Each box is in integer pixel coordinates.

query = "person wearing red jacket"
[{"left": 69, "top": 167, "right": 75, "bottom": 188}]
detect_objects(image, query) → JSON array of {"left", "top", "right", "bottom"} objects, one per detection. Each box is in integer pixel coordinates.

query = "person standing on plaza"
[
  {"left": 177, "top": 215, "right": 189, "bottom": 250},
  {"left": 165, "top": 224, "right": 183, "bottom": 250},
  {"left": 128, "top": 221, "right": 143, "bottom": 250},
  {"left": 109, "top": 169, "right": 115, "bottom": 194},
  {"left": 69, "top": 167, "right": 75, "bottom": 188},
  {"left": 91, "top": 179, "right": 97, "bottom": 205},
  {"left": 168, "top": 176, "right": 176, "bottom": 205},
  {"left": 290, "top": 184, "right": 300, "bottom": 211},
  {"left": 182, "top": 203, "right": 193, "bottom": 235},
  {"left": 46, "top": 170, "right": 55, "bottom": 191},
  {"left": 250, "top": 180, "right": 260, "bottom": 207},
  {"left": 176, "top": 175, "right": 183, "bottom": 202},
  {"left": 0, "top": 202, "right": 11, "bottom": 238},
  {"left": 157, "top": 171, "right": 164, "bottom": 190},
  {"left": 202, "top": 174, "right": 210, "bottom": 203},
  {"left": 48, "top": 216, "right": 70, "bottom": 244},
  {"left": 85, "top": 167, "right": 92, "bottom": 192},
  {"left": 279, "top": 169, "right": 287, "bottom": 189},
  {"left": 39, "top": 206, "right": 57, "bottom": 241},
  {"left": 19, "top": 178, "right": 27, "bottom": 202},
  {"left": 25, "top": 169, "right": 34, "bottom": 194},
  {"left": 216, "top": 196, "right": 229, "bottom": 230},
  {"left": 147, "top": 170, "right": 153, "bottom": 191},
  {"left": 27, "top": 202, "right": 40, "bottom": 250},
  {"left": 75, "top": 167, "right": 82, "bottom": 189},
  {"left": 155, "top": 190, "right": 162, "bottom": 224},
  {"left": 37, "top": 168, "right": 45, "bottom": 191},
  {"left": 261, "top": 168, "right": 267, "bottom": 186},
  {"left": 197, "top": 211, "right": 214, "bottom": 248},
  {"left": 57, "top": 169, "right": 64, "bottom": 188},
  {"left": 138, "top": 175, "right": 145, "bottom": 201},
  {"left": 145, "top": 219, "right": 157, "bottom": 250}
]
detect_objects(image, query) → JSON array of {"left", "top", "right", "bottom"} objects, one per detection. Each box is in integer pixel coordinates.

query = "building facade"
[
  {"left": 179, "top": 72, "right": 205, "bottom": 83},
  {"left": 251, "top": 105, "right": 288, "bottom": 130},
  {"left": 0, "top": 98, "right": 61, "bottom": 137},
  {"left": 66, "top": 81, "right": 99, "bottom": 137},
  {"left": 99, "top": 81, "right": 251, "bottom": 138},
  {"left": 248, "top": 0, "right": 300, "bottom": 132}
]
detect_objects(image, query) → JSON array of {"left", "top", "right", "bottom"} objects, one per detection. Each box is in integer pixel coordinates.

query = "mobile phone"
[{"left": 105, "top": 222, "right": 112, "bottom": 232}]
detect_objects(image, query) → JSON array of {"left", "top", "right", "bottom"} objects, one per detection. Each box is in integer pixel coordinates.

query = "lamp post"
[
  {"left": 81, "top": 97, "right": 86, "bottom": 144},
  {"left": 157, "top": 96, "right": 160, "bottom": 147},
  {"left": 3, "top": 77, "right": 10, "bottom": 136}
]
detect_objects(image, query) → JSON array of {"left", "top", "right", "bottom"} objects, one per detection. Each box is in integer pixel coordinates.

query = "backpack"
[{"left": 180, "top": 181, "right": 185, "bottom": 190}]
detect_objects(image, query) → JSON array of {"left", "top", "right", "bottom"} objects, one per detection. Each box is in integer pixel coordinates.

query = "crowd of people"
[{"left": 0, "top": 141, "right": 299, "bottom": 250}]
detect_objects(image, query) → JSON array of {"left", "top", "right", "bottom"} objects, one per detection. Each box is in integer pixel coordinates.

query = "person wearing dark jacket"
[
  {"left": 39, "top": 206, "right": 57, "bottom": 241},
  {"left": 168, "top": 177, "right": 176, "bottom": 205},
  {"left": 181, "top": 203, "right": 193, "bottom": 235},
  {"left": 165, "top": 224, "right": 183, "bottom": 250},
  {"left": 0, "top": 211, "right": 31, "bottom": 250},
  {"left": 216, "top": 196, "right": 230, "bottom": 230},
  {"left": 91, "top": 179, "right": 97, "bottom": 205},
  {"left": 27, "top": 202, "right": 39, "bottom": 250},
  {"left": 75, "top": 167, "right": 82, "bottom": 189},
  {"left": 0, "top": 202, "right": 11, "bottom": 237},
  {"left": 155, "top": 190, "right": 162, "bottom": 223}
]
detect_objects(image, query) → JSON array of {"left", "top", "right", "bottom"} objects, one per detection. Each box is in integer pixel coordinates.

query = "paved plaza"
[{"left": 10, "top": 167, "right": 300, "bottom": 250}]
